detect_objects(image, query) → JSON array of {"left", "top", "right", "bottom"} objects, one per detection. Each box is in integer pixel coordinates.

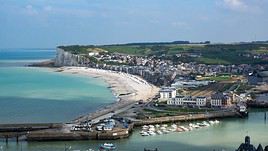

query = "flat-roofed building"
[
  {"left": 159, "top": 87, "right": 176, "bottom": 101},
  {"left": 196, "top": 96, "right": 207, "bottom": 107}
]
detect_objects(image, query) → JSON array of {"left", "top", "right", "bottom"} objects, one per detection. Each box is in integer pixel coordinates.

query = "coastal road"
[{"left": 73, "top": 101, "right": 137, "bottom": 124}]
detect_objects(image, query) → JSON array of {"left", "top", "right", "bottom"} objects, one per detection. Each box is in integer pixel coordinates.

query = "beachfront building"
[
  {"left": 183, "top": 96, "right": 196, "bottom": 106},
  {"left": 167, "top": 95, "right": 207, "bottom": 107},
  {"left": 196, "top": 96, "right": 207, "bottom": 107},
  {"left": 210, "top": 93, "right": 231, "bottom": 108},
  {"left": 159, "top": 87, "right": 176, "bottom": 101},
  {"left": 167, "top": 95, "right": 184, "bottom": 105}
]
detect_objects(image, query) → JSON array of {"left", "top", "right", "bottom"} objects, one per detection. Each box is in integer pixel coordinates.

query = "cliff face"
[{"left": 55, "top": 48, "right": 81, "bottom": 67}]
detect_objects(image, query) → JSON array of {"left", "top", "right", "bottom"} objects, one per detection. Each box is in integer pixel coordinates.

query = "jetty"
[
  {"left": 0, "top": 123, "right": 62, "bottom": 143},
  {"left": 133, "top": 111, "right": 238, "bottom": 126}
]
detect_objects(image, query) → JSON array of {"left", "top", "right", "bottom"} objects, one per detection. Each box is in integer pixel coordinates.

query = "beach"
[{"left": 59, "top": 67, "right": 160, "bottom": 123}]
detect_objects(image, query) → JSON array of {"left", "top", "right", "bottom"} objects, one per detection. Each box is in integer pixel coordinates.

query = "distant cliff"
[{"left": 55, "top": 48, "right": 89, "bottom": 67}]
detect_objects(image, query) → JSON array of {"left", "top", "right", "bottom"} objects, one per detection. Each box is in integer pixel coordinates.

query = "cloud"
[{"left": 223, "top": 0, "right": 248, "bottom": 12}]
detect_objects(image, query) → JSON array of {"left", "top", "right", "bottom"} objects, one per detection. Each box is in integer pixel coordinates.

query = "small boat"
[
  {"left": 176, "top": 127, "right": 184, "bottom": 132},
  {"left": 162, "top": 129, "right": 170, "bottom": 134},
  {"left": 162, "top": 124, "right": 168, "bottom": 127},
  {"left": 99, "top": 143, "right": 116, "bottom": 150},
  {"left": 156, "top": 130, "right": 163, "bottom": 135},
  {"left": 142, "top": 125, "right": 149, "bottom": 129},
  {"left": 209, "top": 121, "right": 215, "bottom": 125},
  {"left": 214, "top": 120, "right": 220, "bottom": 124},
  {"left": 188, "top": 127, "right": 193, "bottom": 131},
  {"left": 148, "top": 131, "right": 156, "bottom": 136},
  {"left": 179, "top": 126, "right": 189, "bottom": 131},
  {"left": 141, "top": 132, "right": 150, "bottom": 136},
  {"left": 149, "top": 125, "right": 155, "bottom": 128},
  {"left": 202, "top": 121, "right": 210, "bottom": 127},
  {"left": 149, "top": 128, "right": 155, "bottom": 131},
  {"left": 171, "top": 124, "right": 177, "bottom": 129}
]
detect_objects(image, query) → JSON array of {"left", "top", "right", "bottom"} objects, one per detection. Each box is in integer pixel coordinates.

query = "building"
[
  {"left": 248, "top": 71, "right": 268, "bottom": 85},
  {"left": 196, "top": 96, "right": 207, "bottom": 107},
  {"left": 182, "top": 96, "right": 196, "bottom": 106},
  {"left": 167, "top": 95, "right": 207, "bottom": 107},
  {"left": 210, "top": 93, "right": 231, "bottom": 108},
  {"left": 159, "top": 87, "right": 176, "bottom": 100}
]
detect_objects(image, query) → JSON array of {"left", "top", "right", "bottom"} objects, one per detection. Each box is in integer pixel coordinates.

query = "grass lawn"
[{"left": 201, "top": 75, "right": 231, "bottom": 81}]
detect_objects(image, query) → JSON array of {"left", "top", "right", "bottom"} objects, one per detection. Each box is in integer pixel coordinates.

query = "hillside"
[{"left": 58, "top": 42, "right": 268, "bottom": 65}]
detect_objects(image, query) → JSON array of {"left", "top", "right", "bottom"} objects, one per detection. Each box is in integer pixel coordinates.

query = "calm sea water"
[
  {"left": 0, "top": 49, "right": 55, "bottom": 67},
  {"left": 0, "top": 49, "right": 115, "bottom": 123},
  {"left": 0, "top": 49, "right": 267, "bottom": 151}
]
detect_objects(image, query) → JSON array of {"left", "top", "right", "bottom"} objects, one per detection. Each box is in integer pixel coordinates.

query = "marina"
[{"left": 139, "top": 120, "right": 220, "bottom": 137}]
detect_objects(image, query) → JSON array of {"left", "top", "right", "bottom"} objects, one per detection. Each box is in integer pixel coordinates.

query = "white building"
[
  {"left": 167, "top": 96, "right": 184, "bottom": 105},
  {"left": 167, "top": 95, "right": 207, "bottom": 107},
  {"left": 196, "top": 97, "right": 207, "bottom": 107},
  {"left": 159, "top": 87, "right": 176, "bottom": 101}
]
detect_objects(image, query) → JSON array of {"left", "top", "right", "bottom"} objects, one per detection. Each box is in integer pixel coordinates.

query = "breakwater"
[
  {"left": 10, "top": 111, "right": 237, "bottom": 141},
  {"left": 133, "top": 111, "right": 238, "bottom": 126},
  {"left": 26, "top": 124, "right": 134, "bottom": 141}
]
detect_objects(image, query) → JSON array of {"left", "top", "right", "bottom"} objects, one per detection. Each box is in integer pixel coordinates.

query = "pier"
[
  {"left": 0, "top": 123, "right": 63, "bottom": 143},
  {"left": 133, "top": 111, "right": 238, "bottom": 126}
]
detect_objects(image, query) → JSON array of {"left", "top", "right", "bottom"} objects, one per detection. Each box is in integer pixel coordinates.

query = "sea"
[{"left": 0, "top": 48, "right": 268, "bottom": 151}]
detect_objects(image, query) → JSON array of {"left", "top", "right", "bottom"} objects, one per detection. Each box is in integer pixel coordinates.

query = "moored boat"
[{"left": 99, "top": 143, "right": 116, "bottom": 150}]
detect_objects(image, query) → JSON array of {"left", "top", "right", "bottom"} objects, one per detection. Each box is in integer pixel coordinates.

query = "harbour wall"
[
  {"left": 26, "top": 124, "right": 134, "bottom": 141},
  {"left": 25, "top": 112, "right": 237, "bottom": 141},
  {"left": 133, "top": 111, "right": 238, "bottom": 126}
]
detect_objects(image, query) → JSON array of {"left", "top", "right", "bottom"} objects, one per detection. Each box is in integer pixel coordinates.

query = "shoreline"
[{"left": 57, "top": 66, "right": 160, "bottom": 123}]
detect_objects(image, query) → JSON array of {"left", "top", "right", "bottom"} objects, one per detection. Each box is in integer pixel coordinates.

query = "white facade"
[
  {"left": 196, "top": 97, "right": 207, "bottom": 107},
  {"left": 210, "top": 99, "right": 222, "bottom": 107},
  {"left": 159, "top": 87, "right": 176, "bottom": 100},
  {"left": 167, "top": 96, "right": 207, "bottom": 107}
]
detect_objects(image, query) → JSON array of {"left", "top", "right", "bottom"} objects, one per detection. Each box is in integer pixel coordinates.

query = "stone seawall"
[
  {"left": 133, "top": 111, "right": 238, "bottom": 126},
  {"left": 26, "top": 124, "right": 134, "bottom": 141}
]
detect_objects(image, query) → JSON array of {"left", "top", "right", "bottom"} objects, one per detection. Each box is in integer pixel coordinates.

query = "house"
[
  {"left": 210, "top": 93, "right": 231, "bottom": 108},
  {"left": 196, "top": 96, "right": 207, "bottom": 107},
  {"left": 159, "top": 87, "right": 176, "bottom": 100}
]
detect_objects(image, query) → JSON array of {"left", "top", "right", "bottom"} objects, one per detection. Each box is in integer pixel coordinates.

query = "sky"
[{"left": 0, "top": 0, "right": 268, "bottom": 48}]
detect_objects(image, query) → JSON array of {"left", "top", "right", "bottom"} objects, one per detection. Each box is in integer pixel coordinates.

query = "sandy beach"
[{"left": 58, "top": 67, "right": 160, "bottom": 123}]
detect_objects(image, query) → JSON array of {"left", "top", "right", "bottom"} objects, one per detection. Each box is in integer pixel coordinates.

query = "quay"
[
  {"left": 0, "top": 111, "right": 239, "bottom": 142},
  {"left": 133, "top": 111, "right": 238, "bottom": 126},
  {"left": 0, "top": 123, "right": 63, "bottom": 143}
]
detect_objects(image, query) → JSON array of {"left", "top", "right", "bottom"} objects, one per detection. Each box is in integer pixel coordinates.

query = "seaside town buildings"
[
  {"left": 167, "top": 96, "right": 207, "bottom": 107},
  {"left": 210, "top": 93, "right": 231, "bottom": 108},
  {"left": 248, "top": 70, "right": 268, "bottom": 85},
  {"left": 161, "top": 86, "right": 231, "bottom": 108},
  {"left": 55, "top": 48, "right": 268, "bottom": 86}
]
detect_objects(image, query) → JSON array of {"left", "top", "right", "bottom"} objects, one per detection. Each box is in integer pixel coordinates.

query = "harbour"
[{"left": 0, "top": 110, "right": 267, "bottom": 151}]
